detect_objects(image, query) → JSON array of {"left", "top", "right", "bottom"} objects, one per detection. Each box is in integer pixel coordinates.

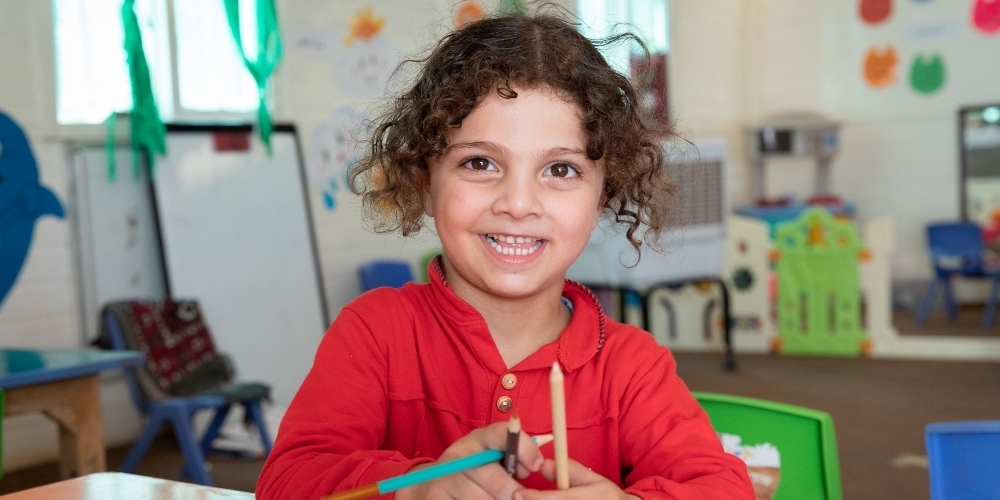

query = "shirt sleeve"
[
  {"left": 617, "top": 343, "right": 755, "bottom": 500},
  {"left": 255, "top": 297, "right": 433, "bottom": 500}
]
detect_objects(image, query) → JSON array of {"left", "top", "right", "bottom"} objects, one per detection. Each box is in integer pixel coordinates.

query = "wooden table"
[
  {"left": 0, "top": 472, "right": 254, "bottom": 499},
  {"left": 0, "top": 349, "right": 144, "bottom": 478}
]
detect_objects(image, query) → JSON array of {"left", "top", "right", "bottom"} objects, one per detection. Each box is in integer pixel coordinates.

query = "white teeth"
[{"left": 486, "top": 234, "right": 543, "bottom": 256}]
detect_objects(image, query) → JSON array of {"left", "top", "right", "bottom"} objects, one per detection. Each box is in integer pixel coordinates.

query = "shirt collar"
[{"left": 425, "top": 256, "right": 606, "bottom": 372}]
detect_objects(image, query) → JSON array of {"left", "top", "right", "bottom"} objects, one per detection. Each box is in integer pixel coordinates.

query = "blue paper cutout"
[{"left": 0, "top": 111, "right": 65, "bottom": 307}]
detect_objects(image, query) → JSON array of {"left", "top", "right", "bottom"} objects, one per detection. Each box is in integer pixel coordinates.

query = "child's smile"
[
  {"left": 425, "top": 85, "right": 606, "bottom": 303},
  {"left": 485, "top": 233, "right": 543, "bottom": 257}
]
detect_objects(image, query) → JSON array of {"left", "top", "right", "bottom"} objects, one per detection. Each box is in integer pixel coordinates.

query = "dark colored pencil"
[{"left": 503, "top": 412, "right": 521, "bottom": 476}]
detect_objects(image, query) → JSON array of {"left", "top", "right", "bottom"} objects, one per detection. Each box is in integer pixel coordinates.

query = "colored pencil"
[
  {"left": 320, "top": 434, "right": 551, "bottom": 500},
  {"left": 550, "top": 361, "right": 569, "bottom": 489},
  {"left": 503, "top": 412, "right": 521, "bottom": 476}
]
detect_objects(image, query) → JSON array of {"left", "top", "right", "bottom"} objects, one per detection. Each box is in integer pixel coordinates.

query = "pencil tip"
[
  {"left": 533, "top": 434, "right": 554, "bottom": 447},
  {"left": 509, "top": 412, "right": 521, "bottom": 432}
]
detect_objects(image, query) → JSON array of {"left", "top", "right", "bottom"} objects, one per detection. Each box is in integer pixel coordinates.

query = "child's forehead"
[
  {"left": 440, "top": 86, "right": 591, "bottom": 153},
  {"left": 468, "top": 84, "right": 583, "bottom": 116}
]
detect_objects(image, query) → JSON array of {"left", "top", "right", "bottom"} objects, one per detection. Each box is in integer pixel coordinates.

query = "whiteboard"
[
  {"left": 73, "top": 147, "right": 168, "bottom": 344},
  {"left": 153, "top": 125, "right": 328, "bottom": 406}
]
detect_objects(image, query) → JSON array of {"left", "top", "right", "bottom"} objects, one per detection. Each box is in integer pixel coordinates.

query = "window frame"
[{"left": 52, "top": 0, "right": 261, "bottom": 135}]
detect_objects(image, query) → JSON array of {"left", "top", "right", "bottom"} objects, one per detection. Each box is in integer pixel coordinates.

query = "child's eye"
[
  {"left": 462, "top": 157, "right": 496, "bottom": 171},
  {"left": 547, "top": 163, "right": 579, "bottom": 178}
]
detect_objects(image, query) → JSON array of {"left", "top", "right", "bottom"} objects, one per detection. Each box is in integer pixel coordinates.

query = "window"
[
  {"left": 577, "top": 0, "right": 670, "bottom": 124},
  {"left": 53, "top": 0, "right": 259, "bottom": 125},
  {"left": 577, "top": 0, "right": 670, "bottom": 76}
]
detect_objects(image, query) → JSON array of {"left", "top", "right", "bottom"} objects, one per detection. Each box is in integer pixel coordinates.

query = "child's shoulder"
[
  {"left": 340, "top": 282, "right": 429, "bottom": 325},
  {"left": 602, "top": 317, "right": 671, "bottom": 360}
]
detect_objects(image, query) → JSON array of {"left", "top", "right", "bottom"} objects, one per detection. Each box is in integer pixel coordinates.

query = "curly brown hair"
[{"left": 349, "top": 9, "right": 675, "bottom": 256}]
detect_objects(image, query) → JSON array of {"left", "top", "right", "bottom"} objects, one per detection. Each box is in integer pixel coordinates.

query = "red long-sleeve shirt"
[{"left": 257, "top": 265, "right": 753, "bottom": 499}]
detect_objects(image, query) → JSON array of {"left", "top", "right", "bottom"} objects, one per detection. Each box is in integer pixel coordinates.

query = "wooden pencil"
[
  {"left": 503, "top": 412, "right": 521, "bottom": 476},
  {"left": 550, "top": 361, "right": 569, "bottom": 489},
  {"left": 320, "top": 434, "right": 552, "bottom": 500}
]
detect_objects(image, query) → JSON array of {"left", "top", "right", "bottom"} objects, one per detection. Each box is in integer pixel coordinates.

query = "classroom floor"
[{"left": 1, "top": 352, "right": 998, "bottom": 499}]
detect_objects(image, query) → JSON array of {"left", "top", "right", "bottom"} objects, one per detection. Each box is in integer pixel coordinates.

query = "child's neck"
[
  {"left": 442, "top": 266, "right": 571, "bottom": 369},
  {"left": 476, "top": 292, "right": 571, "bottom": 369}
]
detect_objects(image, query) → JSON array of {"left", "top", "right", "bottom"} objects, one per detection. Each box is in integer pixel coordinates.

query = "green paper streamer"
[
  {"left": 106, "top": 112, "right": 117, "bottom": 181},
  {"left": 223, "top": 0, "right": 284, "bottom": 153},
  {"left": 120, "top": 0, "right": 166, "bottom": 179}
]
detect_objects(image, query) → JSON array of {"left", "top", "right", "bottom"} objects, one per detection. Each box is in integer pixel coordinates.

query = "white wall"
[
  {"left": 0, "top": 0, "right": 576, "bottom": 473},
  {"left": 670, "top": 0, "right": 1000, "bottom": 279},
  {"left": 1, "top": 0, "right": 995, "bottom": 473}
]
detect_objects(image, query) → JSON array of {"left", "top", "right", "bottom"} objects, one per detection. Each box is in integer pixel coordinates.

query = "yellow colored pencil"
[{"left": 550, "top": 361, "right": 569, "bottom": 489}]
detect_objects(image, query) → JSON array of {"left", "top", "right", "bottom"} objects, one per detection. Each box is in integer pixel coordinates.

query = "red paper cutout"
[
  {"left": 972, "top": 0, "right": 1000, "bottom": 34},
  {"left": 859, "top": 0, "right": 893, "bottom": 25}
]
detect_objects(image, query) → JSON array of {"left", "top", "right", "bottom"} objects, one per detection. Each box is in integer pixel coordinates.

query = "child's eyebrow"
[
  {"left": 442, "top": 141, "right": 508, "bottom": 156},
  {"left": 443, "top": 141, "right": 589, "bottom": 161}
]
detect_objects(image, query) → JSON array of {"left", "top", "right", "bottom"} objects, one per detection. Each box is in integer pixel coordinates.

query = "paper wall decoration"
[
  {"left": 498, "top": 0, "right": 526, "bottom": 15},
  {"left": 0, "top": 111, "right": 65, "bottom": 308},
  {"left": 307, "top": 107, "right": 369, "bottom": 211},
  {"left": 454, "top": 1, "right": 486, "bottom": 29},
  {"left": 859, "top": 0, "right": 893, "bottom": 25},
  {"left": 972, "top": 0, "right": 1000, "bottom": 34},
  {"left": 909, "top": 53, "right": 946, "bottom": 94},
  {"left": 335, "top": 8, "right": 399, "bottom": 99},
  {"left": 863, "top": 45, "right": 899, "bottom": 87}
]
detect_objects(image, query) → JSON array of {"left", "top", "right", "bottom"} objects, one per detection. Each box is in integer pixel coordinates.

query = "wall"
[
  {"left": 0, "top": 0, "right": 575, "bottom": 473},
  {"left": 740, "top": 0, "right": 1000, "bottom": 279},
  {"left": 1, "top": 0, "right": 995, "bottom": 473}
]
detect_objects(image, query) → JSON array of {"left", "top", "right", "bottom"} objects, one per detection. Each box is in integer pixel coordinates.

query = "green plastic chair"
[
  {"left": 419, "top": 250, "right": 441, "bottom": 283},
  {"left": 694, "top": 392, "right": 843, "bottom": 500}
]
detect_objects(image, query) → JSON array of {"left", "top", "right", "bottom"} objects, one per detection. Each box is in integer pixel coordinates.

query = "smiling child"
[{"left": 256, "top": 10, "right": 754, "bottom": 500}]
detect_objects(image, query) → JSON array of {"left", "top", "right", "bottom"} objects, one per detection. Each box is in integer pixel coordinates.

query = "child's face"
[{"left": 425, "top": 86, "right": 605, "bottom": 302}]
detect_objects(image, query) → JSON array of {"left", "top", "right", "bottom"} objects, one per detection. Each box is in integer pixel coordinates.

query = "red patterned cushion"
[{"left": 127, "top": 300, "right": 221, "bottom": 391}]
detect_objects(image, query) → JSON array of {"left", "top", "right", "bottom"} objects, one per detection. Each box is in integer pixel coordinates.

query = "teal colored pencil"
[
  {"left": 382, "top": 449, "right": 504, "bottom": 493},
  {"left": 320, "top": 450, "right": 502, "bottom": 500},
  {"left": 321, "top": 435, "right": 552, "bottom": 500}
]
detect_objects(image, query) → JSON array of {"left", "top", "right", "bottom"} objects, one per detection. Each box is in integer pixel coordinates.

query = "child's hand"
[
  {"left": 513, "top": 458, "right": 641, "bottom": 500},
  {"left": 396, "top": 421, "right": 544, "bottom": 500}
]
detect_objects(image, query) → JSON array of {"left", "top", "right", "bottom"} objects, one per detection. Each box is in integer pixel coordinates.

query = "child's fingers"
[
  {"left": 439, "top": 421, "right": 510, "bottom": 460},
  {"left": 536, "top": 458, "right": 605, "bottom": 487},
  {"left": 514, "top": 430, "right": 545, "bottom": 478},
  {"left": 462, "top": 463, "right": 525, "bottom": 500},
  {"left": 515, "top": 460, "right": 636, "bottom": 500}
]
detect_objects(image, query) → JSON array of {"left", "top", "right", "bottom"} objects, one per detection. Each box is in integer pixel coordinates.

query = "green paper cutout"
[
  {"left": 223, "top": 0, "right": 284, "bottom": 154},
  {"left": 114, "top": 0, "right": 167, "bottom": 181},
  {"left": 498, "top": 0, "right": 526, "bottom": 15},
  {"left": 910, "top": 53, "right": 945, "bottom": 95}
]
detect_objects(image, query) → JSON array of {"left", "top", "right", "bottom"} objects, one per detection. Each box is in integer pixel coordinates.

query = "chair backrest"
[
  {"left": 925, "top": 420, "right": 1000, "bottom": 499},
  {"left": 926, "top": 222, "right": 985, "bottom": 275},
  {"left": 694, "top": 391, "right": 843, "bottom": 500},
  {"left": 101, "top": 300, "right": 234, "bottom": 409},
  {"left": 358, "top": 260, "right": 414, "bottom": 291}
]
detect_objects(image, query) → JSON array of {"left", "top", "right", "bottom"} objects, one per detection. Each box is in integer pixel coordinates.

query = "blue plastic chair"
[
  {"left": 914, "top": 222, "right": 1000, "bottom": 329},
  {"left": 358, "top": 260, "right": 414, "bottom": 291},
  {"left": 926, "top": 420, "right": 1000, "bottom": 499},
  {"left": 101, "top": 304, "right": 272, "bottom": 486}
]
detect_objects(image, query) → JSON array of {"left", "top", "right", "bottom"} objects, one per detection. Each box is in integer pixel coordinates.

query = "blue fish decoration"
[{"left": 0, "top": 111, "right": 65, "bottom": 307}]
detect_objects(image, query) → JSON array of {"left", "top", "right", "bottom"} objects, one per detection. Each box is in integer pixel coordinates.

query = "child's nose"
[{"left": 492, "top": 172, "right": 542, "bottom": 219}]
